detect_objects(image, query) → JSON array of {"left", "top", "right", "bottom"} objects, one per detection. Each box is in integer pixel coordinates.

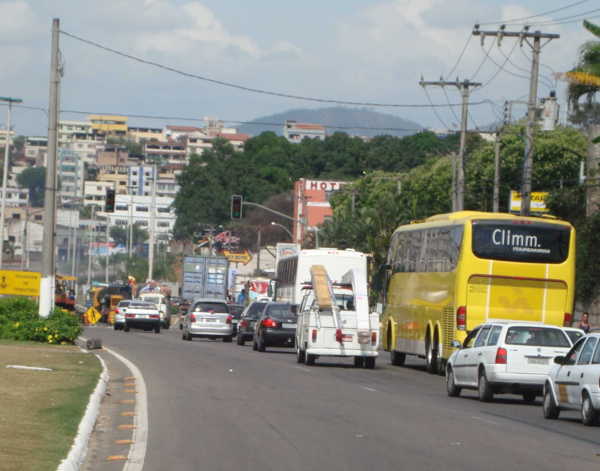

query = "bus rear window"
[{"left": 472, "top": 220, "right": 570, "bottom": 263}]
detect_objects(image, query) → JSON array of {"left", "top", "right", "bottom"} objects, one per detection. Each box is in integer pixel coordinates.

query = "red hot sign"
[{"left": 304, "top": 180, "right": 347, "bottom": 191}]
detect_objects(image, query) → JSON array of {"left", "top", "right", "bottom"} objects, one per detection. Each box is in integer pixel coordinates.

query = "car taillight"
[
  {"left": 115, "top": 308, "right": 119, "bottom": 314},
  {"left": 495, "top": 347, "right": 507, "bottom": 364},
  {"left": 312, "top": 329, "right": 317, "bottom": 342},
  {"left": 371, "top": 331, "right": 377, "bottom": 345},
  {"left": 226, "top": 315, "right": 233, "bottom": 324},
  {"left": 563, "top": 312, "right": 572, "bottom": 327},
  {"left": 335, "top": 328, "right": 343, "bottom": 343},
  {"left": 190, "top": 314, "right": 196, "bottom": 323},
  {"left": 239, "top": 319, "right": 248, "bottom": 328},
  {"left": 262, "top": 318, "right": 278, "bottom": 328},
  {"left": 456, "top": 306, "right": 467, "bottom": 330},
  {"left": 150, "top": 314, "right": 159, "bottom": 319}
]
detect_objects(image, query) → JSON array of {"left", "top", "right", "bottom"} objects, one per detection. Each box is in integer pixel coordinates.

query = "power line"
[
  {"left": 478, "top": 0, "right": 591, "bottom": 26},
  {"left": 59, "top": 29, "right": 481, "bottom": 109},
  {"left": 476, "top": 39, "right": 520, "bottom": 91},
  {"left": 470, "top": 39, "right": 495, "bottom": 80},
  {"left": 421, "top": 86, "right": 451, "bottom": 130},
  {"left": 446, "top": 34, "right": 472, "bottom": 79},
  {"left": 525, "top": 6, "right": 600, "bottom": 26},
  {"left": 442, "top": 86, "right": 460, "bottom": 127},
  {"left": 489, "top": 47, "right": 554, "bottom": 90}
]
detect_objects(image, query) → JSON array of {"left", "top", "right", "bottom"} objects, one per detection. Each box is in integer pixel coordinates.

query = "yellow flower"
[
  {"left": 13, "top": 322, "right": 20, "bottom": 328},
  {"left": 43, "top": 327, "right": 48, "bottom": 331}
]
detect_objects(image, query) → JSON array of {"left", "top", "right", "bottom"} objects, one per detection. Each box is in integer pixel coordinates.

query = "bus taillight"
[
  {"left": 563, "top": 312, "right": 572, "bottom": 326},
  {"left": 456, "top": 306, "right": 467, "bottom": 330}
]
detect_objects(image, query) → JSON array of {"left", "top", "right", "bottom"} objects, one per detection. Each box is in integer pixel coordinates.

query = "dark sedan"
[
  {"left": 236, "top": 302, "right": 267, "bottom": 345},
  {"left": 228, "top": 304, "right": 245, "bottom": 335},
  {"left": 253, "top": 302, "right": 297, "bottom": 352}
]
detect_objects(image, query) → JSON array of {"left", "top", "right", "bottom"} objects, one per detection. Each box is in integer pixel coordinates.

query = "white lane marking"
[
  {"left": 471, "top": 415, "right": 499, "bottom": 425},
  {"left": 103, "top": 347, "right": 148, "bottom": 471},
  {"left": 361, "top": 386, "right": 377, "bottom": 392}
]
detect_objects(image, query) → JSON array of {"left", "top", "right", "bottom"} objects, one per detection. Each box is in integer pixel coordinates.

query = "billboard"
[{"left": 509, "top": 190, "right": 549, "bottom": 214}]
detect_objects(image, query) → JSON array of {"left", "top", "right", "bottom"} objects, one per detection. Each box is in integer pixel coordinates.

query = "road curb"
[{"left": 57, "top": 349, "right": 109, "bottom": 471}]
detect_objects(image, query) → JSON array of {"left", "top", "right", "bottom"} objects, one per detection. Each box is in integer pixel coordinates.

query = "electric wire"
[
  {"left": 476, "top": 39, "right": 521, "bottom": 91},
  {"left": 478, "top": 0, "right": 591, "bottom": 26},
  {"left": 421, "top": 86, "right": 451, "bottom": 130},
  {"left": 446, "top": 34, "right": 472, "bottom": 79},
  {"left": 492, "top": 46, "right": 555, "bottom": 90},
  {"left": 470, "top": 39, "right": 495, "bottom": 80},
  {"left": 523, "top": 7, "right": 600, "bottom": 26},
  {"left": 442, "top": 86, "right": 460, "bottom": 127},
  {"left": 59, "top": 29, "right": 478, "bottom": 109}
]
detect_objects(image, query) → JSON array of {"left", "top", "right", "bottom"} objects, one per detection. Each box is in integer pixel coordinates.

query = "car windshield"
[
  {"left": 505, "top": 326, "right": 570, "bottom": 348},
  {"left": 141, "top": 296, "right": 162, "bottom": 305},
  {"left": 195, "top": 302, "right": 228, "bottom": 313},
  {"left": 266, "top": 304, "right": 296, "bottom": 319},
  {"left": 565, "top": 330, "right": 584, "bottom": 344},
  {"left": 245, "top": 302, "right": 267, "bottom": 318}
]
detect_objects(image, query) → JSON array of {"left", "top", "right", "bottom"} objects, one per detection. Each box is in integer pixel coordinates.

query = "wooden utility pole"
[
  {"left": 419, "top": 78, "right": 481, "bottom": 211},
  {"left": 473, "top": 25, "right": 559, "bottom": 216}
]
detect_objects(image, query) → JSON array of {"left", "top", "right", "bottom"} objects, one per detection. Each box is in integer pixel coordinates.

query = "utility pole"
[
  {"left": 147, "top": 163, "right": 157, "bottom": 281},
  {"left": 104, "top": 221, "right": 109, "bottom": 283},
  {"left": 419, "top": 78, "right": 481, "bottom": 211},
  {"left": 473, "top": 25, "right": 559, "bottom": 216},
  {"left": 493, "top": 133, "right": 501, "bottom": 212},
  {"left": 0, "top": 96, "right": 22, "bottom": 269},
  {"left": 39, "top": 18, "right": 61, "bottom": 317}
]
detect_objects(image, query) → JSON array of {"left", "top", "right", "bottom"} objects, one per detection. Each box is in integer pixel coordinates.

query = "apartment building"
[
  {"left": 97, "top": 166, "right": 129, "bottom": 194},
  {"left": 128, "top": 126, "right": 163, "bottom": 143},
  {"left": 284, "top": 121, "right": 326, "bottom": 143},
  {"left": 24, "top": 137, "right": 48, "bottom": 166},
  {"left": 83, "top": 180, "right": 116, "bottom": 210},
  {"left": 0, "top": 128, "right": 16, "bottom": 148},
  {"left": 57, "top": 149, "right": 85, "bottom": 204},
  {"left": 0, "top": 187, "right": 29, "bottom": 207},
  {"left": 144, "top": 139, "right": 187, "bottom": 169},
  {"left": 128, "top": 165, "right": 156, "bottom": 196},
  {"left": 89, "top": 115, "right": 128, "bottom": 138},
  {"left": 97, "top": 146, "right": 129, "bottom": 166}
]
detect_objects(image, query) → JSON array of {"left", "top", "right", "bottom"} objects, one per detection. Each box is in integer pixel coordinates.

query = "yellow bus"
[{"left": 380, "top": 211, "right": 575, "bottom": 374}]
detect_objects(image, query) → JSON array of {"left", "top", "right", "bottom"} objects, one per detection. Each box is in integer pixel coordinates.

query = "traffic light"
[
  {"left": 230, "top": 195, "right": 243, "bottom": 220},
  {"left": 105, "top": 188, "right": 116, "bottom": 213}
]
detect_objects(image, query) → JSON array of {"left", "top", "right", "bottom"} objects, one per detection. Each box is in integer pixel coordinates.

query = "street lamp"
[
  {"left": 270, "top": 221, "right": 293, "bottom": 240},
  {"left": 0, "top": 96, "right": 23, "bottom": 269}
]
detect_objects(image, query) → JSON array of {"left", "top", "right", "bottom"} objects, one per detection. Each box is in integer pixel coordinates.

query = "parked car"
[
  {"left": 228, "top": 304, "right": 245, "bottom": 335},
  {"left": 113, "top": 300, "right": 131, "bottom": 330},
  {"left": 236, "top": 302, "right": 268, "bottom": 345},
  {"left": 253, "top": 302, "right": 297, "bottom": 352},
  {"left": 543, "top": 333, "right": 600, "bottom": 426},
  {"left": 124, "top": 301, "right": 162, "bottom": 334},
  {"left": 446, "top": 321, "right": 572, "bottom": 402},
  {"left": 181, "top": 298, "right": 233, "bottom": 342},
  {"left": 563, "top": 327, "right": 586, "bottom": 345}
]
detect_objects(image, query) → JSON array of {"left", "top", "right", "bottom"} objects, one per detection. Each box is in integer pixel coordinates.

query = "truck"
[
  {"left": 182, "top": 255, "right": 230, "bottom": 301},
  {"left": 295, "top": 265, "right": 379, "bottom": 368}
]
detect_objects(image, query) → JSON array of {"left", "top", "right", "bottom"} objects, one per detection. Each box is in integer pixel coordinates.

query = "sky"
[{"left": 0, "top": 0, "right": 597, "bottom": 136}]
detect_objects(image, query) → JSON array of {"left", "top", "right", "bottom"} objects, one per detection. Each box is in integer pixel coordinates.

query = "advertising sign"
[
  {"left": 275, "top": 243, "right": 300, "bottom": 268},
  {"left": 509, "top": 190, "right": 549, "bottom": 213},
  {"left": 0, "top": 270, "right": 41, "bottom": 297}
]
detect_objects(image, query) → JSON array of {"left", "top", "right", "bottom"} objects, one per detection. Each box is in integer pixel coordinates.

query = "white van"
[
  {"left": 138, "top": 292, "right": 171, "bottom": 329},
  {"left": 296, "top": 266, "right": 379, "bottom": 368}
]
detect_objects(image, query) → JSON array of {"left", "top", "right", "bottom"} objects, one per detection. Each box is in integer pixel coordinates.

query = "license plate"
[
  {"left": 202, "top": 318, "right": 216, "bottom": 322},
  {"left": 283, "top": 323, "right": 296, "bottom": 329},
  {"left": 527, "top": 357, "right": 549, "bottom": 365},
  {"left": 137, "top": 314, "right": 148, "bottom": 319}
]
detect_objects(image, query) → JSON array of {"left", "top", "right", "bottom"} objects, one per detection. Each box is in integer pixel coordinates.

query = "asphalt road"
[{"left": 85, "top": 325, "right": 600, "bottom": 471}]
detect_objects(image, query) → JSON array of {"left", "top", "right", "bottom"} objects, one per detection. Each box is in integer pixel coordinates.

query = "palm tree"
[{"left": 567, "top": 20, "right": 600, "bottom": 128}]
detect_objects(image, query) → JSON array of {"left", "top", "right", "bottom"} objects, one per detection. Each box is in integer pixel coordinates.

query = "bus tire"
[
  {"left": 425, "top": 331, "right": 439, "bottom": 374},
  {"left": 390, "top": 350, "right": 405, "bottom": 366}
]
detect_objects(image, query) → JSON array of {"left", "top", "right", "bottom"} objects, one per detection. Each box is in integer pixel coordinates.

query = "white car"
[
  {"left": 181, "top": 298, "right": 233, "bottom": 342},
  {"left": 543, "top": 333, "right": 600, "bottom": 426},
  {"left": 446, "top": 321, "right": 572, "bottom": 402},
  {"left": 113, "top": 300, "right": 131, "bottom": 330},
  {"left": 562, "top": 327, "right": 586, "bottom": 345}
]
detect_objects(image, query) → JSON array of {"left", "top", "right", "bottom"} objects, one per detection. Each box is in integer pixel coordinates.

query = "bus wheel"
[{"left": 425, "top": 333, "right": 439, "bottom": 374}]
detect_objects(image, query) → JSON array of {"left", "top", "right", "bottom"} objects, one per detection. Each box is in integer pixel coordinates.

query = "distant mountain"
[{"left": 238, "top": 107, "right": 425, "bottom": 138}]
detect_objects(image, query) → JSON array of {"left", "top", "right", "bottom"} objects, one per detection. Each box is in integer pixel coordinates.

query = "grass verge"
[{"left": 0, "top": 340, "right": 101, "bottom": 471}]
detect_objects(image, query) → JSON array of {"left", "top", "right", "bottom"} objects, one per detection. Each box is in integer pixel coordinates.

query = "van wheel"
[
  {"left": 581, "top": 393, "right": 599, "bottom": 426},
  {"left": 296, "top": 346, "right": 305, "bottom": 363},
  {"left": 354, "top": 357, "right": 364, "bottom": 368},
  {"left": 364, "top": 357, "right": 376, "bottom": 369},
  {"left": 446, "top": 368, "right": 461, "bottom": 397},
  {"left": 522, "top": 392, "right": 536, "bottom": 403},
  {"left": 390, "top": 350, "right": 406, "bottom": 366},
  {"left": 154, "top": 325, "right": 161, "bottom": 334},
  {"left": 305, "top": 354, "right": 316, "bottom": 366},
  {"left": 478, "top": 369, "right": 493, "bottom": 402},
  {"left": 543, "top": 387, "right": 559, "bottom": 419}
]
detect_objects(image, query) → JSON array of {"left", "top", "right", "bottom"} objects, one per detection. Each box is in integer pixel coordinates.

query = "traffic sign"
[
  {"left": 222, "top": 250, "right": 252, "bottom": 265},
  {"left": 0, "top": 270, "right": 41, "bottom": 297}
]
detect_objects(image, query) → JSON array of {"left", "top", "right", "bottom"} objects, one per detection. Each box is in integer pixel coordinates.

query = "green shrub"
[{"left": 0, "top": 297, "right": 81, "bottom": 344}]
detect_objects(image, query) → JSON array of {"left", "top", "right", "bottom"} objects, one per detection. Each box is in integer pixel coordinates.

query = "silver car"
[{"left": 181, "top": 298, "right": 233, "bottom": 342}]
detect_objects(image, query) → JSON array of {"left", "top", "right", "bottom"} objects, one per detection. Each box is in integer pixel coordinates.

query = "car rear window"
[
  {"left": 195, "top": 302, "right": 228, "bottom": 313},
  {"left": 245, "top": 302, "right": 267, "bottom": 318},
  {"left": 505, "top": 326, "right": 570, "bottom": 348},
  {"left": 141, "top": 296, "right": 162, "bottom": 305},
  {"left": 130, "top": 302, "right": 156, "bottom": 309},
  {"left": 228, "top": 305, "right": 244, "bottom": 317},
  {"left": 266, "top": 304, "right": 296, "bottom": 319},
  {"left": 565, "top": 330, "right": 584, "bottom": 344}
]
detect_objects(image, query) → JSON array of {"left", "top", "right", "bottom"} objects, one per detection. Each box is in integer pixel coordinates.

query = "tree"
[
  {"left": 16, "top": 167, "right": 46, "bottom": 207},
  {"left": 109, "top": 223, "right": 149, "bottom": 247}
]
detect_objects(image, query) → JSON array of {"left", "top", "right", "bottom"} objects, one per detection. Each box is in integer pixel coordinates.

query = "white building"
[
  {"left": 0, "top": 128, "right": 16, "bottom": 148},
  {"left": 100, "top": 194, "right": 175, "bottom": 241},
  {"left": 84, "top": 180, "right": 116, "bottom": 210},
  {"left": 58, "top": 149, "right": 85, "bottom": 204},
  {"left": 24, "top": 137, "right": 48, "bottom": 166},
  {"left": 128, "top": 165, "right": 156, "bottom": 196},
  {"left": 284, "top": 121, "right": 326, "bottom": 143},
  {"left": 0, "top": 187, "right": 29, "bottom": 207}
]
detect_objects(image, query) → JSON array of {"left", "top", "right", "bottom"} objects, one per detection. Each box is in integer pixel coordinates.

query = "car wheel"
[
  {"left": 305, "top": 353, "right": 316, "bottom": 366},
  {"left": 252, "top": 340, "right": 258, "bottom": 351},
  {"left": 237, "top": 335, "right": 245, "bottom": 346},
  {"left": 446, "top": 367, "right": 461, "bottom": 397},
  {"left": 296, "top": 345, "right": 305, "bottom": 363},
  {"left": 222, "top": 336, "right": 233, "bottom": 343},
  {"left": 354, "top": 357, "right": 364, "bottom": 368},
  {"left": 390, "top": 350, "right": 406, "bottom": 366},
  {"left": 364, "top": 357, "right": 376, "bottom": 369},
  {"left": 522, "top": 392, "right": 537, "bottom": 403},
  {"left": 581, "top": 393, "right": 599, "bottom": 426},
  {"left": 154, "top": 324, "right": 161, "bottom": 334},
  {"left": 179, "top": 322, "right": 183, "bottom": 330},
  {"left": 163, "top": 320, "right": 170, "bottom": 330},
  {"left": 543, "top": 387, "right": 559, "bottom": 420},
  {"left": 113, "top": 324, "right": 119, "bottom": 331},
  {"left": 258, "top": 338, "right": 266, "bottom": 352},
  {"left": 182, "top": 331, "right": 186, "bottom": 340},
  {"left": 124, "top": 325, "right": 130, "bottom": 332},
  {"left": 478, "top": 369, "right": 493, "bottom": 402},
  {"left": 425, "top": 335, "right": 439, "bottom": 374}
]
